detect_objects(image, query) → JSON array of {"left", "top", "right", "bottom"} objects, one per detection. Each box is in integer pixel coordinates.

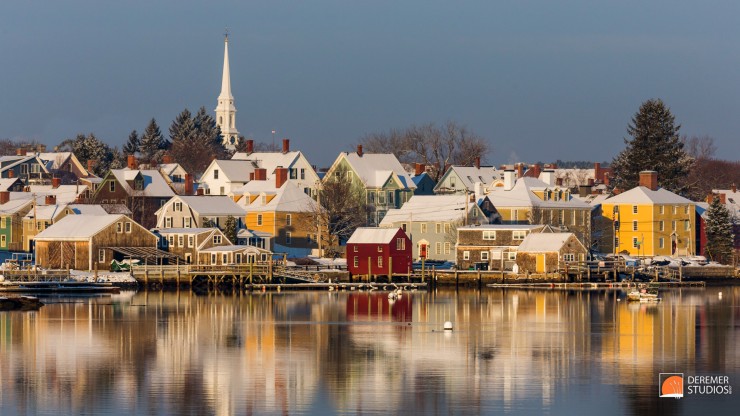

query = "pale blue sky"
[{"left": 2, "top": 0, "right": 739, "bottom": 167}]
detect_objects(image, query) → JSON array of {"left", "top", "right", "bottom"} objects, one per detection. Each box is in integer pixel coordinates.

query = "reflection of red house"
[
  {"left": 346, "top": 293, "right": 413, "bottom": 322},
  {"left": 346, "top": 227, "right": 412, "bottom": 276}
]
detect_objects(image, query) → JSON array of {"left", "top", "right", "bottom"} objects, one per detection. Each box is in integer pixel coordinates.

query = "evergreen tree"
[
  {"left": 611, "top": 99, "right": 693, "bottom": 194},
  {"left": 705, "top": 195, "right": 735, "bottom": 264},
  {"left": 194, "top": 106, "right": 227, "bottom": 159},
  {"left": 123, "top": 130, "right": 139, "bottom": 155},
  {"left": 234, "top": 135, "right": 249, "bottom": 153},
  {"left": 139, "top": 118, "right": 166, "bottom": 165},
  {"left": 223, "top": 216, "right": 238, "bottom": 244},
  {"left": 169, "top": 109, "right": 195, "bottom": 143},
  {"left": 58, "top": 133, "right": 114, "bottom": 176}
]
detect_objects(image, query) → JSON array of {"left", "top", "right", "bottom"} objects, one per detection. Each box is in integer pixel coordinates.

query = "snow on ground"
[
  {"left": 69, "top": 270, "right": 136, "bottom": 283},
  {"left": 307, "top": 256, "right": 347, "bottom": 266}
]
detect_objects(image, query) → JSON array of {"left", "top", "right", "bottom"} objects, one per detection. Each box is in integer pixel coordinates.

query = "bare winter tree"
[
  {"left": 358, "top": 121, "right": 490, "bottom": 182},
  {"left": 681, "top": 135, "right": 717, "bottom": 160}
]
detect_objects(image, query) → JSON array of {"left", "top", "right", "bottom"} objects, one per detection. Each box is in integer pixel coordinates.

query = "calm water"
[{"left": 1, "top": 287, "right": 739, "bottom": 415}]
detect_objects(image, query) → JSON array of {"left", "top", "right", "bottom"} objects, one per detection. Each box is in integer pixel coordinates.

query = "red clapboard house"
[{"left": 346, "top": 227, "right": 412, "bottom": 276}]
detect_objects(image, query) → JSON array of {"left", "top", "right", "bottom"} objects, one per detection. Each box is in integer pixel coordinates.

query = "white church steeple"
[{"left": 215, "top": 33, "right": 239, "bottom": 148}]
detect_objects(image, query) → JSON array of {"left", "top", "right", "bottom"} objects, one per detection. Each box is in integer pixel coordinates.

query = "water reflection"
[{"left": 1, "top": 287, "right": 738, "bottom": 415}]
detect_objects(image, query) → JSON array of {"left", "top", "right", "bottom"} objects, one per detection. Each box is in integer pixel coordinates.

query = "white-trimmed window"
[
  {"left": 125, "top": 222, "right": 131, "bottom": 233},
  {"left": 660, "top": 206, "right": 665, "bottom": 214},
  {"left": 563, "top": 253, "right": 575, "bottom": 262},
  {"left": 178, "top": 235, "right": 184, "bottom": 247},
  {"left": 168, "top": 235, "right": 174, "bottom": 246},
  {"left": 286, "top": 232, "right": 292, "bottom": 244},
  {"left": 481, "top": 251, "right": 489, "bottom": 261},
  {"left": 165, "top": 217, "right": 172, "bottom": 228},
  {"left": 444, "top": 242, "right": 451, "bottom": 254},
  {"left": 353, "top": 257, "right": 359, "bottom": 268},
  {"left": 184, "top": 217, "right": 191, "bottom": 227},
  {"left": 188, "top": 235, "right": 194, "bottom": 247},
  {"left": 213, "top": 169, "right": 219, "bottom": 179},
  {"left": 353, "top": 245, "right": 358, "bottom": 252},
  {"left": 109, "top": 181, "right": 115, "bottom": 192},
  {"left": 673, "top": 206, "right": 678, "bottom": 214},
  {"left": 396, "top": 238, "right": 405, "bottom": 250},
  {"left": 0, "top": 235, "right": 5, "bottom": 248},
  {"left": 98, "top": 249, "right": 105, "bottom": 262},
  {"left": 377, "top": 245, "right": 383, "bottom": 252},
  {"left": 116, "top": 222, "right": 123, "bottom": 233},
  {"left": 211, "top": 254, "right": 217, "bottom": 264},
  {"left": 378, "top": 256, "right": 383, "bottom": 267},
  {"left": 463, "top": 251, "right": 470, "bottom": 260},
  {"left": 483, "top": 230, "right": 496, "bottom": 240},
  {"left": 632, "top": 221, "right": 638, "bottom": 231},
  {"left": 659, "top": 237, "right": 664, "bottom": 249},
  {"left": 257, "top": 214, "right": 263, "bottom": 226},
  {"left": 659, "top": 221, "right": 664, "bottom": 231},
  {"left": 632, "top": 205, "right": 638, "bottom": 214},
  {"left": 421, "top": 223, "right": 427, "bottom": 233},
  {"left": 214, "top": 235, "right": 222, "bottom": 244},
  {"left": 444, "top": 223, "right": 450, "bottom": 233},
  {"left": 174, "top": 202, "right": 182, "bottom": 212},
  {"left": 435, "top": 242, "right": 442, "bottom": 255},
  {"left": 286, "top": 214, "right": 292, "bottom": 226},
  {"left": 513, "top": 230, "right": 526, "bottom": 240},
  {"left": 435, "top": 223, "right": 441, "bottom": 234}
]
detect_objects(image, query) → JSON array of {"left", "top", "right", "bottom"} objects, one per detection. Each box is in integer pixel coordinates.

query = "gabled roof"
[
  {"left": 603, "top": 186, "right": 694, "bottom": 205},
  {"left": 517, "top": 232, "right": 582, "bottom": 252},
  {"left": 29, "top": 184, "right": 88, "bottom": 204},
  {"left": 109, "top": 169, "right": 175, "bottom": 197},
  {"left": 171, "top": 195, "right": 245, "bottom": 216},
  {"left": 204, "top": 160, "right": 253, "bottom": 183},
  {"left": 347, "top": 227, "right": 404, "bottom": 244},
  {"left": 487, "top": 178, "right": 590, "bottom": 209},
  {"left": 435, "top": 165, "right": 500, "bottom": 192},
  {"left": 67, "top": 204, "right": 109, "bottom": 215},
  {"left": 411, "top": 172, "right": 435, "bottom": 186},
  {"left": 27, "top": 151, "right": 88, "bottom": 175},
  {"left": 0, "top": 198, "right": 33, "bottom": 215},
  {"left": 238, "top": 181, "right": 318, "bottom": 213},
  {"left": 457, "top": 224, "right": 544, "bottom": 231},
  {"left": 0, "top": 178, "right": 22, "bottom": 191},
  {"left": 333, "top": 153, "right": 415, "bottom": 189},
  {"left": 0, "top": 155, "right": 49, "bottom": 174},
  {"left": 34, "top": 214, "right": 135, "bottom": 240},
  {"left": 24, "top": 204, "right": 67, "bottom": 221},
  {"left": 156, "top": 227, "right": 216, "bottom": 235},
  {"left": 379, "top": 195, "right": 478, "bottom": 224},
  {"left": 231, "top": 151, "right": 302, "bottom": 175},
  {"left": 158, "top": 163, "right": 187, "bottom": 177}
]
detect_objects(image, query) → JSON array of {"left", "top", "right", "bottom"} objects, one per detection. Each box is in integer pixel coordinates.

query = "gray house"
[
  {"left": 155, "top": 195, "right": 245, "bottom": 229},
  {"left": 379, "top": 194, "right": 487, "bottom": 262},
  {"left": 456, "top": 224, "right": 546, "bottom": 271}
]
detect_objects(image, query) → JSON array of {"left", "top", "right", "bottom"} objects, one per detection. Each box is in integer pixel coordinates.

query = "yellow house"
[{"left": 601, "top": 171, "right": 695, "bottom": 257}]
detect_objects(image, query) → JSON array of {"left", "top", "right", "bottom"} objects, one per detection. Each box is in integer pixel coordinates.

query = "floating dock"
[
  {"left": 0, "top": 282, "right": 121, "bottom": 294},
  {"left": 487, "top": 281, "right": 705, "bottom": 289}
]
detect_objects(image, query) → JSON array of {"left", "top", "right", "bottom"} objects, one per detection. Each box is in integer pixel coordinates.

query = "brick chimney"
[
  {"left": 414, "top": 163, "right": 425, "bottom": 176},
  {"left": 594, "top": 162, "right": 602, "bottom": 182},
  {"left": 639, "top": 171, "right": 658, "bottom": 191},
  {"left": 529, "top": 164, "right": 541, "bottom": 179},
  {"left": 127, "top": 155, "right": 137, "bottom": 170},
  {"left": 45, "top": 194, "right": 56, "bottom": 205},
  {"left": 604, "top": 174, "right": 610, "bottom": 187},
  {"left": 515, "top": 163, "right": 524, "bottom": 178},
  {"left": 275, "top": 166, "right": 288, "bottom": 188},
  {"left": 254, "top": 168, "right": 267, "bottom": 181},
  {"left": 588, "top": 178, "right": 595, "bottom": 187},
  {"left": 7, "top": 169, "right": 14, "bottom": 178},
  {"left": 246, "top": 139, "right": 254, "bottom": 154},
  {"left": 185, "top": 173, "right": 193, "bottom": 195},
  {"left": 16, "top": 148, "right": 23, "bottom": 156},
  {"left": 556, "top": 177, "right": 563, "bottom": 187},
  {"left": 196, "top": 187, "right": 204, "bottom": 196},
  {"left": 52, "top": 177, "right": 61, "bottom": 189},
  {"left": 162, "top": 153, "right": 173, "bottom": 164},
  {"left": 0, "top": 191, "right": 9, "bottom": 205},
  {"left": 732, "top": 183, "right": 737, "bottom": 193},
  {"left": 249, "top": 172, "right": 255, "bottom": 181},
  {"left": 282, "top": 138, "right": 290, "bottom": 154},
  {"left": 357, "top": 144, "right": 363, "bottom": 157},
  {"left": 720, "top": 193, "right": 726, "bottom": 204},
  {"left": 475, "top": 157, "right": 480, "bottom": 169}
]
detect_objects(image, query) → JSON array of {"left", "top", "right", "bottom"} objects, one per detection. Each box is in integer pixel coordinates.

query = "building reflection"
[{"left": 0, "top": 286, "right": 737, "bottom": 415}]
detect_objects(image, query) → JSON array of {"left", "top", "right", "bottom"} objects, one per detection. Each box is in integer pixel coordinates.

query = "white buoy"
[{"left": 443, "top": 321, "right": 453, "bottom": 331}]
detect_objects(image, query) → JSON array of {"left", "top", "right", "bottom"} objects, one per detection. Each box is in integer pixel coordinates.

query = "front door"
[{"left": 536, "top": 254, "right": 546, "bottom": 273}]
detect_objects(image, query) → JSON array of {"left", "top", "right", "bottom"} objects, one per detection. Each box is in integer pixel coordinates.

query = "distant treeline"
[{"left": 533, "top": 160, "right": 611, "bottom": 169}]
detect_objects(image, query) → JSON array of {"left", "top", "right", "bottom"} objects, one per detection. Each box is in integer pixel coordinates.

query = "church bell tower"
[{"left": 215, "top": 33, "right": 239, "bottom": 149}]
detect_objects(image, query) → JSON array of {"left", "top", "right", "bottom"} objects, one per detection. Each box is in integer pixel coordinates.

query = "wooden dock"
[{"left": 487, "top": 281, "right": 706, "bottom": 289}]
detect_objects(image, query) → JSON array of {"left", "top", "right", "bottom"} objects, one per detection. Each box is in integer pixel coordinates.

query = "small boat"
[{"left": 627, "top": 285, "right": 660, "bottom": 302}]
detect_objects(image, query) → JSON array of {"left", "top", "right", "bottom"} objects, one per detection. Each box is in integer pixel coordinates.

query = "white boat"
[{"left": 627, "top": 287, "right": 660, "bottom": 302}]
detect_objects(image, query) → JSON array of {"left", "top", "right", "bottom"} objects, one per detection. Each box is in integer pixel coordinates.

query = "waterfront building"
[
  {"left": 22, "top": 201, "right": 107, "bottom": 251},
  {"left": 324, "top": 146, "right": 416, "bottom": 225},
  {"left": 515, "top": 232, "right": 588, "bottom": 273},
  {"left": 155, "top": 195, "right": 245, "bottom": 229},
  {"left": 0, "top": 192, "right": 33, "bottom": 252},
  {"left": 601, "top": 171, "right": 695, "bottom": 256},
  {"left": 232, "top": 139, "right": 321, "bottom": 196},
  {"left": 197, "top": 245, "right": 271, "bottom": 265},
  {"left": 346, "top": 227, "right": 412, "bottom": 276},
  {"left": 33, "top": 214, "right": 157, "bottom": 270},
  {"left": 379, "top": 194, "right": 487, "bottom": 262},
  {"left": 155, "top": 227, "right": 231, "bottom": 264},
  {"left": 456, "top": 224, "right": 546, "bottom": 271},
  {"left": 214, "top": 34, "right": 239, "bottom": 149},
  {"left": 0, "top": 154, "right": 49, "bottom": 183}
]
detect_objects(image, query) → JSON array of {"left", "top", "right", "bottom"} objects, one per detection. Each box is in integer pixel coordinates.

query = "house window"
[
  {"left": 378, "top": 256, "right": 383, "bottom": 267},
  {"left": 300, "top": 169, "right": 305, "bottom": 180},
  {"left": 684, "top": 205, "right": 690, "bottom": 214},
  {"left": 615, "top": 237, "right": 619, "bottom": 248},
  {"left": 632, "top": 205, "right": 638, "bottom": 214},
  {"left": 481, "top": 251, "right": 489, "bottom": 261},
  {"left": 0, "top": 235, "right": 5, "bottom": 247},
  {"left": 508, "top": 252, "right": 517, "bottom": 261},
  {"left": 353, "top": 257, "right": 359, "bottom": 268},
  {"left": 513, "top": 230, "right": 526, "bottom": 240},
  {"left": 560, "top": 210, "right": 565, "bottom": 224},
  {"left": 660, "top": 206, "right": 664, "bottom": 214},
  {"left": 444, "top": 242, "right": 450, "bottom": 254},
  {"left": 659, "top": 237, "right": 664, "bottom": 249},
  {"left": 178, "top": 235, "right": 184, "bottom": 247},
  {"left": 116, "top": 222, "right": 123, "bottom": 233},
  {"left": 109, "top": 181, "right": 115, "bottom": 192},
  {"left": 184, "top": 217, "right": 191, "bottom": 227},
  {"left": 220, "top": 187, "right": 225, "bottom": 195},
  {"left": 672, "top": 220, "right": 676, "bottom": 231},
  {"left": 165, "top": 217, "right": 172, "bottom": 228},
  {"left": 444, "top": 223, "right": 450, "bottom": 233},
  {"left": 450, "top": 177, "right": 456, "bottom": 186},
  {"left": 286, "top": 232, "right": 292, "bottom": 244},
  {"left": 0, "top": 217, "right": 5, "bottom": 228},
  {"left": 435, "top": 242, "right": 441, "bottom": 255},
  {"left": 396, "top": 238, "right": 405, "bottom": 250},
  {"left": 290, "top": 168, "right": 298, "bottom": 179},
  {"left": 421, "top": 223, "right": 427, "bottom": 233},
  {"left": 633, "top": 237, "right": 639, "bottom": 248},
  {"left": 98, "top": 249, "right": 105, "bottom": 262},
  {"left": 388, "top": 192, "right": 394, "bottom": 205},
  {"left": 286, "top": 214, "right": 292, "bottom": 226},
  {"left": 257, "top": 214, "right": 263, "bottom": 226},
  {"left": 168, "top": 235, "right": 174, "bottom": 246},
  {"left": 435, "top": 223, "right": 441, "bottom": 234},
  {"left": 214, "top": 169, "right": 219, "bottom": 179},
  {"left": 188, "top": 235, "right": 194, "bottom": 247},
  {"left": 563, "top": 253, "right": 575, "bottom": 262},
  {"left": 354, "top": 245, "right": 358, "bottom": 252},
  {"left": 211, "top": 254, "right": 217, "bottom": 264},
  {"left": 124, "top": 222, "right": 131, "bottom": 233},
  {"left": 463, "top": 251, "right": 470, "bottom": 260},
  {"left": 214, "top": 235, "right": 222, "bottom": 244},
  {"left": 512, "top": 210, "right": 518, "bottom": 222},
  {"left": 632, "top": 221, "right": 638, "bottom": 231},
  {"left": 378, "top": 192, "right": 386, "bottom": 204},
  {"left": 377, "top": 245, "right": 383, "bottom": 252},
  {"left": 223, "top": 254, "right": 228, "bottom": 264},
  {"left": 483, "top": 231, "right": 496, "bottom": 240},
  {"left": 673, "top": 206, "right": 678, "bottom": 214},
  {"left": 174, "top": 202, "right": 182, "bottom": 212},
  {"left": 659, "top": 221, "right": 664, "bottom": 231}
]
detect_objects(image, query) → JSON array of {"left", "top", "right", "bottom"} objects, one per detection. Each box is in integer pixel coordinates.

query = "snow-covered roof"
[
  {"left": 238, "top": 181, "right": 318, "bottom": 213},
  {"left": 231, "top": 151, "right": 303, "bottom": 175},
  {"left": 158, "top": 163, "right": 187, "bottom": 177},
  {"left": 24, "top": 204, "right": 67, "bottom": 220},
  {"left": 711, "top": 189, "right": 740, "bottom": 219},
  {"left": 347, "top": 227, "right": 403, "bottom": 244},
  {"left": 0, "top": 155, "right": 48, "bottom": 174},
  {"left": 28, "top": 184, "right": 88, "bottom": 204},
  {"left": 237, "top": 228, "right": 272, "bottom": 239},
  {"left": 457, "top": 224, "right": 544, "bottom": 231},
  {"left": 26, "top": 152, "right": 85, "bottom": 173},
  {"left": 175, "top": 195, "right": 245, "bottom": 216},
  {"left": 34, "top": 214, "right": 130, "bottom": 240},
  {"left": 443, "top": 166, "right": 500, "bottom": 191},
  {"left": 517, "top": 232, "right": 578, "bottom": 252},
  {"left": 67, "top": 204, "right": 108, "bottom": 215},
  {"left": 110, "top": 169, "right": 175, "bottom": 197},
  {"left": 209, "top": 160, "right": 254, "bottom": 183},
  {"left": 379, "top": 195, "right": 472, "bottom": 224},
  {"left": 571, "top": 193, "right": 610, "bottom": 206},
  {"left": 411, "top": 172, "right": 434, "bottom": 186},
  {"left": 0, "top": 198, "right": 33, "bottom": 215},
  {"left": 487, "top": 178, "right": 590, "bottom": 209},
  {"left": 0, "top": 178, "right": 21, "bottom": 191},
  {"left": 199, "top": 245, "right": 269, "bottom": 253},
  {"left": 156, "top": 227, "right": 216, "bottom": 235},
  {"left": 603, "top": 186, "right": 694, "bottom": 205},
  {"left": 339, "top": 153, "right": 416, "bottom": 189}
]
